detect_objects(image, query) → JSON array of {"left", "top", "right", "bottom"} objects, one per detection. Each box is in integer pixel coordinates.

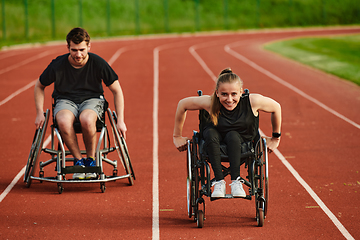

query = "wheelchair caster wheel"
[
  {"left": 257, "top": 208, "right": 264, "bottom": 227},
  {"left": 100, "top": 183, "right": 106, "bottom": 193},
  {"left": 57, "top": 183, "right": 63, "bottom": 194},
  {"left": 196, "top": 210, "right": 204, "bottom": 228},
  {"left": 39, "top": 171, "right": 44, "bottom": 183}
]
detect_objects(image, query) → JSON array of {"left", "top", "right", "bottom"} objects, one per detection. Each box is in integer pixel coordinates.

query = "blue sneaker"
[
  {"left": 85, "top": 157, "right": 97, "bottom": 179},
  {"left": 73, "top": 158, "right": 86, "bottom": 180},
  {"left": 84, "top": 157, "right": 96, "bottom": 167}
]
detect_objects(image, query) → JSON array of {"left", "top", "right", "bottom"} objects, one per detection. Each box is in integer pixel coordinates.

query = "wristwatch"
[{"left": 272, "top": 132, "right": 281, "bottom": 138}]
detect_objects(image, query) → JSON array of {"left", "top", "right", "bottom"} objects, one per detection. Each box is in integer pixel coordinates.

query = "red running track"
[{"left": 0, "top": 26, "right": 359, "bottom": 239}]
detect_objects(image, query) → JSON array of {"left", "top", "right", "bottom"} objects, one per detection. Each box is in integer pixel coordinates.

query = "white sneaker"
[
  {"left": 73, "top": 173, "right": 86, "bottom": 180},
  {"left": 85, "top": 173, "right": 97, "bottom": 179},
  {"left": 211, "top": 180, "right": 226, "bottom": 198},
  {"left": 230, "top": 177, "right": 246, "bottom": 197}
]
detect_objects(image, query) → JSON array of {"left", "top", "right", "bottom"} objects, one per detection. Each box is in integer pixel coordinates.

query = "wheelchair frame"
[
  {"left": 24, "top": 108, "right": 135, "bottom": 194},
  {"left": 186, "top": 90, "right": 269, "bottom": 228}
]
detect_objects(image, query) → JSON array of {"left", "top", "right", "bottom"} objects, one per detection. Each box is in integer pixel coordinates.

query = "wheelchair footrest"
[
  {"left": 61, "top": 166, "right": 102, "bottom": 174},
  {"left": 210, "top": 194, "right": 252, "bottom": 201}
]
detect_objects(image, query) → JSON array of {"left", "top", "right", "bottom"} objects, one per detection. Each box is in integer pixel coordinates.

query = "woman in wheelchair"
[{"left": 173, "top": 68, "right": 281, "bottom": 198}]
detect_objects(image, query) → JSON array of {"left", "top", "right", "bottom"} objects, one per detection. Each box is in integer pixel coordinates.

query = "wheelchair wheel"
[
  {"left": 100, "top": 182, "right": 106, "bottom": 193},
  {"left": 24, "top": 129, "right": 42, "bottom": 188},
  {"left": 254, "top": 137, "right": 268, "bottom": 227},
  {"left": 186, "top": 140, "right": 195, "bottom": 219},
  {"left": 107, "top": 109, "right": 135, "bottom": 185},
  {"left": 57, "top": 183, "right": 63, "bottom": 194},
  {"left": 261, "top": 137, "right": 269, "bottom": 217},
  {"left": 24, "top": 110, "right": 50, "bottom": 188},
  {"left": 196, "top": 210, "right": 204, "bottom": 228}
]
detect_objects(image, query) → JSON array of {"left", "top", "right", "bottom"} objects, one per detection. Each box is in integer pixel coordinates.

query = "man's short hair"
[{"left": 66, "top": 27, "right": 90, "bottom": 46}]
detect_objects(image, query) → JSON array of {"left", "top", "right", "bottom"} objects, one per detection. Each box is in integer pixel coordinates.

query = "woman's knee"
[
  {"left": 203, "top": 128, "right": 221, "bottom": 143},
  {"left": 224, "top": 131, "right": 243, "bottom": 144}
]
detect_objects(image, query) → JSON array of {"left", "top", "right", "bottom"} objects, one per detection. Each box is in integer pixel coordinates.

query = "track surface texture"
[{"left": 0, "top": 27, "right": 359, "bottom": 240}]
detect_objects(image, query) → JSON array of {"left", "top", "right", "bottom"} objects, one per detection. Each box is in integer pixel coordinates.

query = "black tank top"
[{"left": 215, "top": 93, "right": 259, "bottom": 142}]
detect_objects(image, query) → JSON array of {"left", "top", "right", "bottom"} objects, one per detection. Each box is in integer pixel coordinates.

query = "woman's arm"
[
  {"left": 250, "top": 94, "right": 282, "bottom": 152},
  {"left": 173, "top": 95, "right": 211, "bottom": 151}
]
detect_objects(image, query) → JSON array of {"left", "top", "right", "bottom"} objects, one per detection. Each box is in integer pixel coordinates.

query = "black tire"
[
  {"left": 257, "top": 207, "right": 265, "bottom": 227},
  {"left": 254, "top": 137, "right": 268, "bottom": 226},
  {"left": 25, "top": 110, "right": 50, "bottom": 188},
  {"left": 24, "top": 129, "right": 42, "bottom": 188},
  {"left": 186, "top": 140, "right": 194, "bottom": 218},
  {"left": 260, "top": 138, "right": 269, "bottom": 217},
  {"left": 108, "top": 109, "right": 135, "bottom": 186},
  {"left": 57, "top": 183, "right": 63, "bottom": 194},
  {"left": 100, "top": 183, "right": 106, "bottom": 193},
  {"left": 196, "top": 210, "right": 204, "bottom": 228}
]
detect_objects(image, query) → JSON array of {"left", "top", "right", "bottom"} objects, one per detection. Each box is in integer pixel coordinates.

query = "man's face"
[{"left": 68, "top": 40, "right": 90, "bottom": 67}]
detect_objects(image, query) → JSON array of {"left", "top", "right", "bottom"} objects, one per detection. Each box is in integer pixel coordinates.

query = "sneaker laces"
[
  {"left": 85, "top": 157, "right": 96, "bottom": 167},
  {"left": 212, "top": 180, "right": 225, "bottom": 189},
  {"left": 230, "top": 177, "right": 244, "bottom": 189},
  {"left": 74, "top": 158, "right": 85, "bottom": 166}
]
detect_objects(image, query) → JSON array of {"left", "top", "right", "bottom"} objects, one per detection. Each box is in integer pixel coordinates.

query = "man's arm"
[
  {"left": 108, "top": 80, "right": 127, "bottom": 139},
  {"left": 34, "top": 79, "right": 46, "bottom": 129}
]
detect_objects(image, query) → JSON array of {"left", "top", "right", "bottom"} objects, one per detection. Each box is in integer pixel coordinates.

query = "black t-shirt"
[
  {"left": 216, "top": 94, "right": 259, "bottom": 142},
  {"left": 39, "top": 52, "right": 118, "bottom": 103}
]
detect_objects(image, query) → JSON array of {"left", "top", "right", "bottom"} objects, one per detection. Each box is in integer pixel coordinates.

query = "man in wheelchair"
[
  {"left": 173, "top": 68, "right": 281, "bottom": 198},
  {"left": 34, "top": 27, "right": 127, "bottom": 180}
]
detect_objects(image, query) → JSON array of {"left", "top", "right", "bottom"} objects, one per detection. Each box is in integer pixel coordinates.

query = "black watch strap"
[{"left": 272, "top": 132, "right": 281, "bottom": 138}]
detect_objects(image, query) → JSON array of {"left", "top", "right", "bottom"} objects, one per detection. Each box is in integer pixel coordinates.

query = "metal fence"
[{"left": 1, "top": 0, "right": 359, "bottom": 42}]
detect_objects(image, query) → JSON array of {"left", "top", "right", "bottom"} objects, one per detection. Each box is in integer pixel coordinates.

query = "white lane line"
[
  {"left": 153, "top": 47, "right": 160, "bottom": 240},
  {"left": 0, "top": 135, "right": 51, "bottom": 203},
  {"left": 0, "top": 50, "right": 52, "bottom": 75},
  {"left": 189, "top": 43, "right": 217, "bottom": 81},
  {"left": 273, "top": 148, "right": 354, "bottom": 240},
  {"left": 152, "top": 41, "right": 193, "bottom": 240},
  {"left": 224, "top": 43, "right": 360, "bottom": 130},
  {"left": 0, "top": 166, "right": 26, "bottom": 203},
  {"left": 0, "top": 79, "right": 37, "bottom": 106},
  {"left": 189, "top": 43, "right": 355, "bottom": 240}
]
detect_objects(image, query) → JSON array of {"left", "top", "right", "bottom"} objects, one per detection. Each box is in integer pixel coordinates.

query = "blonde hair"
[{"left": 210, "top": 68, "right": 243, "bottom": 125}]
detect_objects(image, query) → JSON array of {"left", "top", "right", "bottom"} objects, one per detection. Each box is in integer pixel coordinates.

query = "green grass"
[
  {"left": 1, "top": 0, "right": 360, "bottom": 48},
  {"left": 264, "top": 34, "right": 360, "bottom": 86}
]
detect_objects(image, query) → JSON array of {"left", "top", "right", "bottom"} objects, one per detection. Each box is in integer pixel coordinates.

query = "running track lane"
[{"left": 0, "top": 27, "right": 359, "bottom": 239}]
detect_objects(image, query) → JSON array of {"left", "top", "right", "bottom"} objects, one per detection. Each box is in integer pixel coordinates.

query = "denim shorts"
[{"left": 53, "top": 98, "right": 105, "bottom": 121}]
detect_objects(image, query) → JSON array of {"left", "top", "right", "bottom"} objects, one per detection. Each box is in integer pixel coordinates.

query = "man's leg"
[
  {"left": 56, "top": 109, "right": 82, "bottom": 160},
  {"left": 79, "top": 109, "right": 97, "bottom": 158}
]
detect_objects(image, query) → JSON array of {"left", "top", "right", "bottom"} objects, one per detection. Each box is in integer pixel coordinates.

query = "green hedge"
[{"left": 1, "top": 0, "right": 359, "bottom": 47}]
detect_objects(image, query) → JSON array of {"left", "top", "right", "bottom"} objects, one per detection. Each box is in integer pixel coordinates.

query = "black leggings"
[{"left": 203, "top": 127, "right": 244, "bottom": 181}]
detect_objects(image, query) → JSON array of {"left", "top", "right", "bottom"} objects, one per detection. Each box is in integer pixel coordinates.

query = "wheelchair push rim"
[{"left": 24, "top": 110, "right": 50, "bottom": 188}]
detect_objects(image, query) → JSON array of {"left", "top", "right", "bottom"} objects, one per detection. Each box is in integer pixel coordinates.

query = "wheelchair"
[
  {"left": 186, "top": 90, "right": 268, "bottom": 228},
  {"left": 24, "top": 100, "right": 135, "bottom": 194}
]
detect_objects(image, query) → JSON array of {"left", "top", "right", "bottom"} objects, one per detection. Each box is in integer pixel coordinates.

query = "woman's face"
[{"left": 216, "top": 81, "right": 242, "bottom": 111}]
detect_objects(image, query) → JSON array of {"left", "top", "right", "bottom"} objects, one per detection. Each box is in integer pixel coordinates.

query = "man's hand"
[
  {"left": 35, "top": 112, "right": 45, "bottom": 129},
  {"left": 117, "top": 121, "right": 127, "bottom": 139}
]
